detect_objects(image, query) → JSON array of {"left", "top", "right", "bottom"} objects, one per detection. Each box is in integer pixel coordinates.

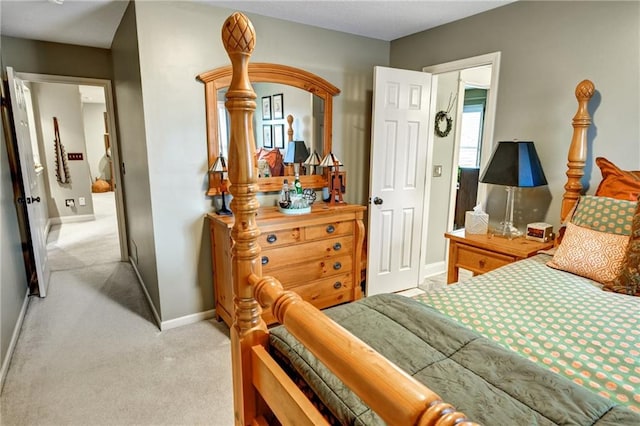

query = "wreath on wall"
[
  {"left": 434, "top": 93, "right": 457, "bottom": 138},
  {"left": 434, "top": 111, "right": 453, "bottom": 138}
]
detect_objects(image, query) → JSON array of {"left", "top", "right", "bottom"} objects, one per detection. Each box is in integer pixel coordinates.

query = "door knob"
[{"left": 373, "top": 197, "right": 383, "bottom": 205}]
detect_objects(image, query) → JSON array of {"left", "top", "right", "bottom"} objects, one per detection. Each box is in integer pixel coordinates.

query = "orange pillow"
[{"left": 594, "top": 157, "right": 640, "bottom": 201}]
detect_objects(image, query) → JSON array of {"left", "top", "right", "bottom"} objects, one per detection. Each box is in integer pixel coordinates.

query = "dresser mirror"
[{"left": 197, "top": 63, "right": 340, "bottom": 195}]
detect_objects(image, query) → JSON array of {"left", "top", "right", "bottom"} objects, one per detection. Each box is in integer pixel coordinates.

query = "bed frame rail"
[{"left": 221, "top": 12, "right": 476, "bottom": 426}]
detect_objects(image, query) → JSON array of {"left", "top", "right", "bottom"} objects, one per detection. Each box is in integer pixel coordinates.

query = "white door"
[
  {"left": 7, "top": 67, "right": 51, "bottom": 297},
  {"left": 367, "top": 66, "right": 433, "bottom": 295}
]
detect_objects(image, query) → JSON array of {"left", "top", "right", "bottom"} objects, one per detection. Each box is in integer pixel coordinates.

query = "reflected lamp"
[
  {"left": 320, "top": 152, "right": 344, "bottom": 206},
  {"left": 210, "top": 156, "right": 232, "bottom": 216},
  {"left": 479, "top": 141, "right": 547, "bottom": 238},
  {"left": 304, "top": 151, "right": 322, "bottom": 175},
  {"left": 284, "top": 140, "right": 309, "bottom": 175}
]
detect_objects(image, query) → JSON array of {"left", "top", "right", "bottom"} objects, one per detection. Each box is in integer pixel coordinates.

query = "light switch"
[
  {"left": 79, "top": 197, "right": 86, "bottom": 206},
  {"left": 433, "top": 165, "right": 443, "bottom": 177}
]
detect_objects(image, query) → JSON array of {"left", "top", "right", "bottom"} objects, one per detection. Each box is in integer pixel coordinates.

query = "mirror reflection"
[
  {"left": 217, "top": 83, "right": 325, "bottom": 177},
  {"left": 198, "top": 62, "right": 340, "bottom": 195}
]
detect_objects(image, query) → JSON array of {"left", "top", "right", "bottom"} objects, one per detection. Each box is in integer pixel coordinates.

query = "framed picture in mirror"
[
  {"left": 262, "top": 96, "right": 272, "bottom": 120},
  {"left": 263, "top": 124, "right": 273, "bottom": 148},
  {"left": 273, "top": 93, "right": 284, "bottom": 119},
  {"left": 273, "top": 124, "right": 285, "bottom": 149}
]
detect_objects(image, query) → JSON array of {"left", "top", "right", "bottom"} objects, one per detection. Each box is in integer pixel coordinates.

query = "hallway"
[{"left": 0, "top": 193, "right": 233, "bottom": 425}]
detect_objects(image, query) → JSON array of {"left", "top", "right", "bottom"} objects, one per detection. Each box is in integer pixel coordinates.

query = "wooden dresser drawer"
[
  {"left": 306, "top": 221, "right": 353, "bottom": 240},
  {"left": 258, "top": 227, "right": 302, "bottom": 248},
  {"left": 260, "top": 235, "right": 352, "bottom": 265},
  {"left": 265, "top": 254, "right": 353, "bottom": 284},
  {"left": 456, "top": 245, "right": 514, "bottom": 274},
  {"left": 293, "top": 273, "right": 353, "bottom": 308}
]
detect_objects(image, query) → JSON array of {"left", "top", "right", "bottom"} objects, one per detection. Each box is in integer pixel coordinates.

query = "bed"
[{"left": 217, "top": 12, "right": 640, "bottom": 425}]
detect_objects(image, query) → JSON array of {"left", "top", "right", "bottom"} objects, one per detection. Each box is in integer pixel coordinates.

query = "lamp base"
[
  {"left": 493, "top": 222, "right": 522, "bottom": 239},
  {"left": 216, "top": 191, "right": 232, "bottom": 216}
]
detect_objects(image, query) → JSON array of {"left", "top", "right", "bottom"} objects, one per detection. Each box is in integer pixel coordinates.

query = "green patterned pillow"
[
  {"left": 571, "top": 195, "right": 636, "bottom": 236},
  {"left": 605, "top": 199, "right": 640, "bottom": 296}
]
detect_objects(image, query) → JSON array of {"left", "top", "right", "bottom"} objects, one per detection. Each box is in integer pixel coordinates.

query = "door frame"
[
  {"left": 420, "top": 52, "right": 501, "bottom": 282},
  {"left": 16, "top": 71, "right": 128, "bottom": 261}
]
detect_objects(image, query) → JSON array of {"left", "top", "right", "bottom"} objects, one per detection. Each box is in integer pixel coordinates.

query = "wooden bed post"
[
  {"left": 221, "top": 13, "right": 268, "bottom": 425},
  {"left": 561, "top": 79, "right": 595, "bottom": 222}
]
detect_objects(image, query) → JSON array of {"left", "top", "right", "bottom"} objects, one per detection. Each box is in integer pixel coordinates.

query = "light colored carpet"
[{"left": 1, "top": 193, "right": 234, "bottom": 425}]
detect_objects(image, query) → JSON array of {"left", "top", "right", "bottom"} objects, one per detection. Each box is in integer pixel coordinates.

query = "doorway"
[
  {"left": 13, "top": 71, "right": 127, "bottom": 272},
  {"left": 418, "top": 52, "right": 500, "bottom": 282}
]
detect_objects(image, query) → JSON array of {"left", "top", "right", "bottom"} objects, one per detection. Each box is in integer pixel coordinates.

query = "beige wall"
[
  {"left": 132, "top": 1, "right": 389, "bottom": 321},
  {"left": 391, "top": 0, "right": 640, "bottom": 230},
  {"left": 1, "top": 36, "right": 112, "bottom": 80},
  {"left": 111, "top": 1, "right": 161, "bottom": 319},
  {"left": 31, "top": 82, "right": 95, "bottom": 218},
  {"left": 0, "top": 106, "right": 29, "bottom": 383}
]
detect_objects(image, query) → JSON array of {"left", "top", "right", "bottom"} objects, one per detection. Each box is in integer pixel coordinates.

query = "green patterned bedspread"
[{"left": 413, "top": 254, "right": 640, "bottom": 412}]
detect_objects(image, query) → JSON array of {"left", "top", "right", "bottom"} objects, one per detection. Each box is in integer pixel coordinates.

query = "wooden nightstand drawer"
[
  {"left": 444, "top": 229, "right": 554, "bottom": 284},
  {"left": 456, "top": 245, "right": 514, "bottom": 274}
]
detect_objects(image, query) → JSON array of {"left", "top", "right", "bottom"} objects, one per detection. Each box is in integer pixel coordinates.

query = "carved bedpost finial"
[
  {"left": 222, "top": 12, "right": 256, "bottom": 55},
  {"left": 561, "top": 79, "right": 595, "bottom": 223}
]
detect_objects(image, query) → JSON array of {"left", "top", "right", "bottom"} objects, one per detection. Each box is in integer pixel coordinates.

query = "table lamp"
[
  {"left": 284, "top": 140, "right": 309, "bottom": 175},
  {"left": 320, "top": 152, "right": 344, "bottom": 206},
  {"left": 210, "top": 155, "right": 232, "bottom": 216},
  {"left": 304, "top": 151, "right": 322, "bottom": 175},
  {"left": 479, "top": 141, "right": 547, "bottom": 238}
]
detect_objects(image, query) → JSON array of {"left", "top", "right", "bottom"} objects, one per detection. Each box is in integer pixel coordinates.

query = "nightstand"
[{"left": 444, "top": 229, "right": 554, "bottom": 284}]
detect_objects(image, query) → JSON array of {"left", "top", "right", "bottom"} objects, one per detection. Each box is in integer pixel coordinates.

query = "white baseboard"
[
  {"left": 129, "top": 258, "right": 162, "bottom": 331},
  {"left": 49, "top": 214, "right": 95, "bottom": 225},
  {"left": 421, "top": 261, "right": 446, "bottom": 282},
  {"left": 161, "top": 309, "right": 216, "bottom": 331},
  {"left": 128, "top": 258, "right": 217, "bottom": 332},
  {"left": 0, "top": 289, "right": 30, "bottom": 394}
]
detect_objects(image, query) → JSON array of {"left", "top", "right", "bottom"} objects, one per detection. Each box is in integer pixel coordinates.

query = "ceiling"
[{"left": 0, "top": 0, "right": 514, "bottom": 49}]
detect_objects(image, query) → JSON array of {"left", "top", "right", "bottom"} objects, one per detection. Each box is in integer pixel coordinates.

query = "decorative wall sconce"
[{"left": 210, "top": 156, "right": 232, "bottom": 216}]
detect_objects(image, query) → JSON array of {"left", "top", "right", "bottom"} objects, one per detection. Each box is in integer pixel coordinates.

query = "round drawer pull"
[
  {"left": 333, "top": 262, "right": 342, "bottom": 270},
  {"left": 333, "top": 282, "right": 342, "bottom": 289},
  {"left": 479, "top": 259, "right": 486, "bottom": 268},
  {"left": 266, "top": 234, "right": 277, "bottom": 244},
  {"left": 261, "top": 256, "right": 269, "bottom": 265},
  {"left": 333, "top": 242, "right": 342, "bottom": 251},
  {"left": 326, "top": 225, "right": 335, "bottom": 234}
]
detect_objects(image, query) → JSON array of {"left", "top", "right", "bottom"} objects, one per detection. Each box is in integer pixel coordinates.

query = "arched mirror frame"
[{"left": 197, "top": 63, "right": 340, "bottom": 195}]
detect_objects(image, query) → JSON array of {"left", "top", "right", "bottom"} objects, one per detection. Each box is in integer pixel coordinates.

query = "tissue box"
[{"left": 465, "top": 211, "right": 489, "bottom": 234}]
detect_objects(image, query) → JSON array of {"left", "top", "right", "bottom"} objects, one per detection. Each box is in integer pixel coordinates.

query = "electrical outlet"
[
  {"left": 79, "top": 197, "right": 86, "bottom": 206},
  {"left": 65, "top": 199, "right": 74, "bottom": 207}
]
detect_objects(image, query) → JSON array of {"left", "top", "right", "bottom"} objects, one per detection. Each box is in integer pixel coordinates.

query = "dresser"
[{"left": 208, "top": 204, "right": 366, "bottom": 326}]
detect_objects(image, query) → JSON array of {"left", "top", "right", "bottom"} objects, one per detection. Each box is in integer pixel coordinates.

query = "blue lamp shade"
[
  {"left": 480, "top": 141, "right": 547, "bottom": 187},
  {"left": 284, "top": 140, "right": 309, "bottom": 164}
]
